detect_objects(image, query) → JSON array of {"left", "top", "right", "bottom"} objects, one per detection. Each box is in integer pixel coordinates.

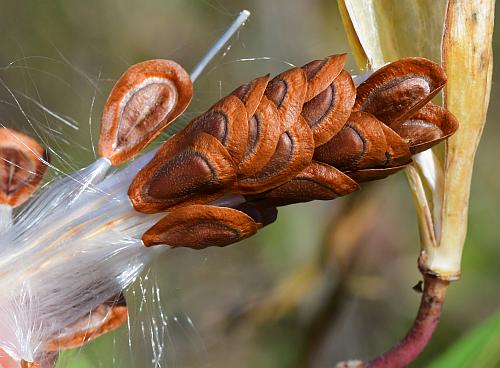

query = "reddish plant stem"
[{"left": 366, "top": 275, "right": 449, "bottom": 368}]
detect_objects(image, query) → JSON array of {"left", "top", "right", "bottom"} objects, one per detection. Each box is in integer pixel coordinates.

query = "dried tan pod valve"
[
  {"left": 99, "top": 59, "right": 193, "bottom": 165},
  {"left": 142, "top": 204, "right": 260, "bottom": 248},
  {"left": 0, "top": 128, "right": 48, "bottom": 208},
  {"left": 354, "top": 57, "right": 447, "bottom": 128}
]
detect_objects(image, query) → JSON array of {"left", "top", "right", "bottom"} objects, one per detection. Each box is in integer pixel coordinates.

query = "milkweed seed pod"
[
  {"left": 0, "top": 128, "right": 49, "bottom": 208},
  {"left": 127, "top": 54, "right": 458, "bottom": 249}
]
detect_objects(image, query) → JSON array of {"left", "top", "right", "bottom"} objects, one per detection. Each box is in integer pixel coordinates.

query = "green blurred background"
[{"left": 0, "top": 1, "right": 499, "bottom": 367}]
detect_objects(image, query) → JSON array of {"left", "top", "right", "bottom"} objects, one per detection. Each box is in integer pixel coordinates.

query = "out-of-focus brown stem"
[{"left": 365, "top": 275, "right": 449, "bottom": 368}]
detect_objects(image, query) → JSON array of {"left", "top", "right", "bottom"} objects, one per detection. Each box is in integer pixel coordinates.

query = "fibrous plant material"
[
  {"left": 337, "top": 0, "right": 494, "bottom": 367},
  {"left": 128, "top": 55, "right": 457, "bottom": 250},
  {"left": 0, "top": 10, "right": 461, "bottom": 367}
]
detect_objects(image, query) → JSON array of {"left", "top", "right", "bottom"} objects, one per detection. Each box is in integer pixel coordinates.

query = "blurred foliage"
[
  {"left": 428, "top": 309, "right": 500, "bottom": 368},
  {"left": 0, "top": 1, "right": 499, "bottom": 367}
]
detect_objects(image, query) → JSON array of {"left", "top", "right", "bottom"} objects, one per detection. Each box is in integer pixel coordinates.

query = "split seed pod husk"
[
  {"left": 142, "top": 204, "right": 260, "bottom": 248},
  {"left": 0, "top": 128, "right": 48, "bottom": 208},
  {"left": 354, "top": 57, "right": 447, "bottom": 129},
  {"left": 99, "top": 59, "right": 193, "bottom": 166}
]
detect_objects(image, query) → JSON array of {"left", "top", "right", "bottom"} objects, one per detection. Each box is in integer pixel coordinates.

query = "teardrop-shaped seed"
[
  {"left": 129, "top": 132, "right": 236, "bottom": 213},
  {"left": 180, "top": 95, "right": 248, "bottom": 163},
  {"left": 142, "top": 204, "right": 259, "bottom": 248},
  {"left": 99, "top": 59, "right": 193, "bottom": 165},
  {"left": 237, "top": 96, "right": 283, "bottom": 178},
  {"left": 302, "top": 53, "right": 347, "bottom": 102},
  {"left": 254, "top": 161, "right": 359, "bottom": 207},
  {"left": 231, "top": 74, "right": 270, "bottom": 117},
  {"left": 354, "top": 57, "right": 447, "bottom": 129},
  {"left": 264, "top": 67, "right": 308, "bottom": 131},
  {"left": 396, "top": 103, "right": 459, "bottom": 154},
  {"left": 238, "top": 116, "right": 314, "bottom": 195},
  {"left": 45, "top": 293, "right": 127, "bottom": 352},
  {"left": 313, "top": 111, "right": 387, "bottom": 171},
  {"left": 302, "top": 70, "right": 356, "bottom": 147},
  {"left": 0, "top": 128, "right": 48, "bottom": 208}
]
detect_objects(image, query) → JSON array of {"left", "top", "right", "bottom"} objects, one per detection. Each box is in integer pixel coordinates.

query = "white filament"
[
  {"left": 0, "top": 10, "right": 254, "bottom": 365},
  {"left": 0, "top": 152, "right": 165, "bottom": 363}
]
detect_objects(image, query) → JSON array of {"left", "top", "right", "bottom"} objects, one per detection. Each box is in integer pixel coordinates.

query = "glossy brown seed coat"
[
  {"left": 142, "top": 205, "right": 259, "bottom": 248},
  {"left": 302, "top": 54, "right": 347, "bottom": 101},
  {"left": 302, "top": 70, "right": 356, "bottom": 147},
  {"left": 129, "top": 133, "right": 235, "bottom": 213},
  {"left": 99, "top": 59, "right": 193, "bottom": 165},
  {"left": 354, "top": 57, "right": 447, "bottom": 129},
  {"left": 232, "top": 74, "right": 270, "bottom": 117},
  {"left": 0, "top": 128, "right": 48, "bottom": 208},
  {"left": 124, "top": 54, "right": 458, "bottom": 250},
  {"left": 256, "top": 161, "right": 359, "bottom": 207},
  {"left": 396, "top": 103, "right": 459, "bottom": 154}
]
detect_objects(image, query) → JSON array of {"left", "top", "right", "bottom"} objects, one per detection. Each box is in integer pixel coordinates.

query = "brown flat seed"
[
  {"left": 379, "top": 124, "right": 412, "bottom": 167},
  {"left": 354, "top": 57, "right": 447, "bottom": 129},
  {"left": 313, "top": 111, "right": 387, "bottom": 171},
  {"left": 302, "top": 54, "right": 347, "bottom": 102},
  {"left": 129, "top": 132, "right": 236, "bottom": 213},
  {"left": 231, "top": 74, "right": 270, "bottom": 117},
  {"left": 302, "top": 70, "right": 356, "bottom": 147},
  {"left": 237, "top": 116, "right": 314, "bottom": 195},
  {"left": 99, "top": 59, "right": 193, "bottom": 166},
  {"left": 142, "top": 204, "right": 259, "bottom": 248},
  {"left": 45, "top": 294, "right": 127, "bottom": 352},
  {"left": 346, "top": 165, "right": 409, "bottom": 183},
  {"left": 396, "top": 103, "right": 459, "bottom": 154},
  {"left": 264, "top": 67, "right": 308, "bottom": 131},
  {"left": 255, "top": 161, "right": 359, "bottom": 207},
  {"left": 0, "top": 128, "right": 48, "bottom": 208},
  {"left": 181, "top": 95, "right": 248, "bottom": 163},
  {"left": 237, "top": 96, "right": 283, "bottom": 178}
]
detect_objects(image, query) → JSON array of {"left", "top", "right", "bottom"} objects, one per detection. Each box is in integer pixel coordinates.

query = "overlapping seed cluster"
[{"left": 127, "top": 55, "right": 458, "bottom": 249}]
